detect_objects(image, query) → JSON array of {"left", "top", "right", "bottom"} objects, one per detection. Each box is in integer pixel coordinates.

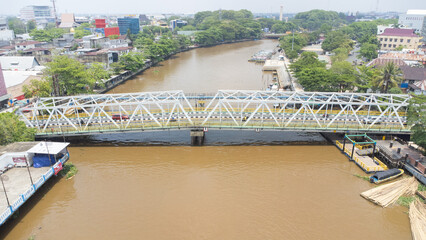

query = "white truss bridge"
[{"left": 17, "top": 90, "right": 412, "bottom": 136}]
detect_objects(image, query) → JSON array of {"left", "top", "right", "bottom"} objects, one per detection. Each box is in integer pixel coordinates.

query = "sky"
[{"left": 2, "top": 0, "right": 426, "bottom": 15}]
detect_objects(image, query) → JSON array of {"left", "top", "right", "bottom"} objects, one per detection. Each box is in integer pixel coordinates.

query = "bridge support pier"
[{"left": 190, "top": 129, "right": 205, "bottom": 146}]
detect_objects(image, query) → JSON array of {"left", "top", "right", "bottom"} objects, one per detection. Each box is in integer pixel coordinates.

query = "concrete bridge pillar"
[{"left": 190, "top": 129, "right": 205, "bottom": 146}]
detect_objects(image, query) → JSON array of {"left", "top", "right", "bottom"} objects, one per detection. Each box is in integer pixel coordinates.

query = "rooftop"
[
  {"left": 15, "top": 41, "right": 41, "bottom": 46},
  {"left": 400, "top": 66, "right": 426, "bottom": 81},
  {"left": 379, "top": 52, "right": 426, "bottom": 62},
  {"left": 0, "top": 142, "right": 40, "bottom": 157},
  {"left": 379, "top": 28, "right": 419, "bottom": 37},
  {"left": 366, "top": 58, "right": 408, "bottom": 68},
  {"left": 406, "top": 9, "right": 426, "bottom": 15}
]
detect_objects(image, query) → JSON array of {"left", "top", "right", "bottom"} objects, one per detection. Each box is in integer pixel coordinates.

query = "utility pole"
[
  {"left": 0, "top": 173, "right": 10, "bottom": 207},
  {"left": 51, "top": 0, "right": 59, "bottom": 27}
]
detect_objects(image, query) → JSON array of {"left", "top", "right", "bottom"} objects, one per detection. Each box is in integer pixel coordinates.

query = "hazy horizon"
[{"left": 3, "top": 0, "right": 426, "bottom": 16}]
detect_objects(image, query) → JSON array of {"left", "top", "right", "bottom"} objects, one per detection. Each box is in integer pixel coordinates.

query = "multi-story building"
[
  {"left": 117, "top": 18, "right": 140, "bottom": 35},
  {"left": 378, "top": 28, "right": 422, "bottom": 51},
  {"left": 398, "top": 9, "right": 426, "bottom": 41},
  {"left": 170, "top": 19, "right": 187, "bottom": 31},
  {"left": 20, "top": 6, "right": 55, "bottom": 23}
]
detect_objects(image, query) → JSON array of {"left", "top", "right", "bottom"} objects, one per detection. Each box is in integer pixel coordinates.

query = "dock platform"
[
  {"left": 336, "top": 140, "right": 387, "bottom": 173},
  {"left": 263, "top": 60, "right": 291, "bottom": 89}
]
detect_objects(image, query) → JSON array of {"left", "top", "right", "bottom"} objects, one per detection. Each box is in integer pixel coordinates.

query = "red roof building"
[
  {"left": 95, "top": 19, "right": 106, "bottom": 29},
  {"left": 378, "top": 28, "right": 422, "bottom": 51},
  {"left": 105, "top": 27, "right": 120, "bottom": 37}
]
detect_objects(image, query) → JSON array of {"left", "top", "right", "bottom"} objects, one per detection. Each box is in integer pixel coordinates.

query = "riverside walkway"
[{"left": 16, "top": 90, "right": 411, "bottom": 137}]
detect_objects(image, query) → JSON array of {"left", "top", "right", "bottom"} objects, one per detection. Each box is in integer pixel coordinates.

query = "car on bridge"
[
  {"left": 112, "top": 114, "right": 129, "bottom": 120},
  {"left": 363, "top": 116, "right": 382, "bottom": 124}
]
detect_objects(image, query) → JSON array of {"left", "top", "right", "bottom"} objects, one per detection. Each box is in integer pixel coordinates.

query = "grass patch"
[
  {"left": 60, "top": 162, "right": 78, "bottom": 179},
  {"left": 354, "top": 174, "right": 370, "bottom": 182},
  {"left": 397, "top": 196, "right": 416, "bottom": 208},
  {"left": 28, "top": 236, "right": 35, "bottom": 240},
  {"left": 418, "top": 183, "right": 426, "bottom": 192}
]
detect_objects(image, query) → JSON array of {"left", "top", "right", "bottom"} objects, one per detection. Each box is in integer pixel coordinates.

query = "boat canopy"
[{"left": 371, "top": 168, "right": 401, "bottom": 181}]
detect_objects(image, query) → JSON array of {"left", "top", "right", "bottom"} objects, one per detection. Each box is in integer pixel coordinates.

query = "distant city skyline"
[{"left": 2, "top": 0, "right": 426, "bottom": 16}]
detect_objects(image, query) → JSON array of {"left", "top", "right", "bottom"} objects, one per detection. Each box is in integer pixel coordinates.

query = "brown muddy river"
[
  {"left": 1, "top": 40, "right": 411, "bottom": 239},
  {"left": 2, "top": 146, "right": 411, "bottom": 239}
]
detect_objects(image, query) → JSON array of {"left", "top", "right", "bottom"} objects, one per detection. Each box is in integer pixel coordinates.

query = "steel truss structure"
[
  {"left": 19, "top": 90, "right": 194, "bottom": 131},
  {"left": 18, "top": 90, "right": 411, "bottom": 135},
  {"left": 201, "top": 90, "right": 410, "bottom": 131}
]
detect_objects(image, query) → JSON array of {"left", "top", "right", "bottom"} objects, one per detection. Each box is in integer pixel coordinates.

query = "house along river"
[{"left": 1, "top": 40, "right": 411, "bottom": 239}]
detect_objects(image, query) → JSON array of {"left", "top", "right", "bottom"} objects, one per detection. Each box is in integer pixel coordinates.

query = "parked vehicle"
[{"left": 112, "top": 114, "right": 129, "bottom": 120}]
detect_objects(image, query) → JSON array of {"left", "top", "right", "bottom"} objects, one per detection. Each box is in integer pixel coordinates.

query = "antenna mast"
[{"left": 51, "top": 0, "right": 58, "bottom": 27}]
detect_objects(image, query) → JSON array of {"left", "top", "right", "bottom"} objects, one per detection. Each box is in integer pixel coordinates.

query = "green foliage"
[
  {"left": 87, "top": 62, "right": 111, "bottom": 88},
  {"left": 372, "top": 62, "right": 403, "bottom": 93},
  {"left": 353, "top": 174, "right": 370, "bottom": 181},
  {"left": 419, "top": 184, "right": 426, "bottom": 192},
  {"left": 292, "top": 10, "right": 345, "bottom": 31},
  {"left": 44, "top": 55, "right": 95, "bottom": 96},
  {"left": 0, "top": 113, "right": 35, "bottom": 146},
  {"left": 7, "top": 17, "right": 26, "bottom": 34},
  {"left": 271, "top": 22, "right": 296, "bottom": 34},
  {"left": 297, "top": 67, "right": 336, "bottom": 92},
  {"left": 322, "top": 30, "right": 353, "bottom": 52},
  {"left": 60, "top": 162, "right": 78, "bottom": 179},
  {"left": 395, "top": 45, "right": 404, "bottom": 51},
  {"left": 290, "top": 52, "right": 325, "bottom": 74},
  {"left": 388, "top": 87, "right": 403, "bottom": 94},
  {"left": 27, "top": 20, "right": 37, "bottom": 32},
  {"left": 74, "top": 29, "right": 91, "bottom": 39},
  {"left": 331, "top": 47, "right": 350, "bottom": 62},
  {"left": 119, "top": 52, "right": 146, "bottom": 72},
  {"left": 279, "top": 33, "right": 308, "bottom": 60},
  {"left": 359, "top": 43, "right": 379, "bottom": 61},
  {"left": 22, "top": 79, "right": 52, "bottom": 98},
  {"left": 108, "top": 34, "right": 119, "bottom": 39},
  {"left": 397, "top": 196, "right": 416, "bottom": 208},
  {"left": 30, "top": 28, "right": 66, "bottom": 42},
  {"left": 329, "top": 61, "right": 357, "bottom": 92},
  {"left": 355, "top": 65, "right": 379, "bottom": 92},
  {"left": 407, "top": 95, "right": 426, "bottom": 152}
]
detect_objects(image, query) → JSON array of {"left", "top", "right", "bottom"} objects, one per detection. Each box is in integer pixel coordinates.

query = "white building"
[
  {"left": 398, "top": 9, "right": 426, "bottom": 41},
  {"left": 20, "top": 5, "right": 55, "bottom": 23}
]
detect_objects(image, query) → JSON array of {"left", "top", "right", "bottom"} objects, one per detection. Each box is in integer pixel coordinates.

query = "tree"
[
  {"left": 279, "top": 33, "right": 308, "bottom": 60},
  {"left": 322, "top": 30, "right": 353, "bottom": 52},
  {"left": 331, "top": 47, "right": 350, "bottom": 62},
  {"left": 290, "top": 52, "right": 326, "bottom": 75},
  {"left": 30, "top": 28, "right": 66, "bottom": 42},
  {"left": 27, "top": 20, "right": 37, "bottom": 32},
  {"left": 297, "top": 67, "right": 336, "bottom": 92},
  {"left": 359, "top": 43, "right": 378, "bottom": 61},
  {"left": 355, "top": 65, "right": 379, "bottom": 92},
  {"left": 373, "top": 62, "right": 403, "bottom": 93},
  {"left": 22, "top": 78, "right": 52, "bottom": 98},
  {"left": 74, "top": 29, "right": 91, "bottom": 39},
  {"left": 329, "top": 61, "right": 357, "bottom": 92},
  {"left": 44, "top": 55, "right": 95, "bottom": 96},
  {"left": 87, "top": 63, "right": 111, "bottom": 88},
  {"left": 0, "top": 113, "right": 35, "bottom": 146},
  {"left": 7, "top": 17, "right": 26, "bottom": 34},
  {"left": 407, "top": 95, "right": 426, "bottom": 152},
  {"left": 119, "top": 52, "right": 146, "bottom": 72}
]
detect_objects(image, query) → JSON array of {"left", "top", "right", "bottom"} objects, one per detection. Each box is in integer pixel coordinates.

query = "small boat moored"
[{"left": 370, "top": 168, "right": 404, "bottom": 184}]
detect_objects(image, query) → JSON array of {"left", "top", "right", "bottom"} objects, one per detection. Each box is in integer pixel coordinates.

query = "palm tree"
[{"left": 373, "top": 62, "right": 403, "bottom": 93}]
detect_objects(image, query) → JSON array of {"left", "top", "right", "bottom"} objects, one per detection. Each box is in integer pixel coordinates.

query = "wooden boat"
[{"left": 369, "top": 169, "right": 404, "bottom": 184}]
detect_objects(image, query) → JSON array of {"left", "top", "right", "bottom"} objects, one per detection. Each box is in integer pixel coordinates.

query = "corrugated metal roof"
[{"left": 0, "top": 56, "right": 40, "bottom": 70}]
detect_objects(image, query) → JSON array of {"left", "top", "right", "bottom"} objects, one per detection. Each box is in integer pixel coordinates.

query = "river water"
[{"left": 1, "top": 40, "right": 411, "bottom": 239}]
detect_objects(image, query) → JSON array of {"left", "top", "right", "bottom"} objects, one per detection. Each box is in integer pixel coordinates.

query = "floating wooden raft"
[
  {"left": 361, "top": 177, "right": 418, "bottom": 207},
  {"left": 409, "top": 200, "right": 426, "bottom": 240}
]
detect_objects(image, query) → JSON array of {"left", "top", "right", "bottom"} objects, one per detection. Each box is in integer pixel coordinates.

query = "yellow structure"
[{"left": 378, "top": 28, "right": 422, "bottom": 51}]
